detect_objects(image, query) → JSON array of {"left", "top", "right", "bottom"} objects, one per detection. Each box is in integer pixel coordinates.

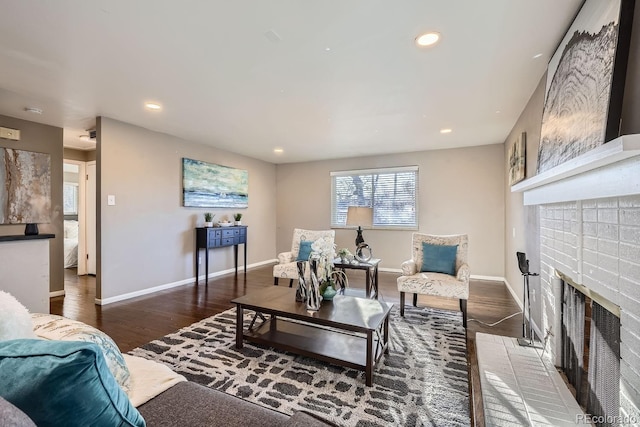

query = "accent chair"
[
  {"left": 273, "top": 228, "right": 335, "bottom": 287},
  {"left": 396, "top": 233, "right": 469, "bottom": 327}
]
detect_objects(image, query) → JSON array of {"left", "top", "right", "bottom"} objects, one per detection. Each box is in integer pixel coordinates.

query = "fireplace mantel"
[{"left": 512, "top": 134, "right": 640, "bottom": 205}]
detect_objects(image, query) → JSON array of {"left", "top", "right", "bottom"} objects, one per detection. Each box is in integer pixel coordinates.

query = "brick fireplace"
[{"left": 512, "top": 135, "right": 640, "bottom": 423}]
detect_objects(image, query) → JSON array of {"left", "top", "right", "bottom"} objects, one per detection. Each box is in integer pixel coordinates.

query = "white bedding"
[
  {"left": 123, "top": 354, "right": 187, "bottom": 407},
  {"left": 63, "top": 220, "right": 79, "bottom": 268}
]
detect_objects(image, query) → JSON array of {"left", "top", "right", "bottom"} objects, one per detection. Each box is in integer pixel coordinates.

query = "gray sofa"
[
  {"left": 137, "top": 381, "right": 334, "bottom": 427},
  {"left": 0, "top": 378, "right": 335, "bottom": 427}
]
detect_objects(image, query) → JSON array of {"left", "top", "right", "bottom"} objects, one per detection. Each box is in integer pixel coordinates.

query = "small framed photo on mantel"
[{"left": 508, "top": 132, "right": 526, "bottom": 186}]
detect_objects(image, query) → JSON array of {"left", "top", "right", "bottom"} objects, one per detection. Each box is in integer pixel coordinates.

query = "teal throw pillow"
[
  {"left": 296, "top": 240, "right": 314, "bottom": 261},
  {"left": 0, "top": 339, "right": 145, "bottom": 427},
  {"left": 420, "top": 243, "right": 458, "bottom": 275}
]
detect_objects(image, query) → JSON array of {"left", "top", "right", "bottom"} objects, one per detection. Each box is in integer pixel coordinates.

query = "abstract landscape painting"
[
  {"left": 537, "top": 0, "right": 632, "bottom": 173},
  {"left": 182, "top": 158, "right": 248, "bottom": 208},
  {"left": 0, "top": 148, "right": 51, "bottom": 224}
]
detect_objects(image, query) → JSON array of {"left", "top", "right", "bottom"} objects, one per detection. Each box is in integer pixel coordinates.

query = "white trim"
[
  {"left": 471, "top": 274, "right": 506, "bottom": 282},
  {"left": 330, "top": 165, "right": 418, "bottom": 176},
  {"left": 49, "top": 290, "right": 65, "bottom": 298},
  {"left": 95, "top": 259, "right": 277, "bottom": 305},
  {"left": 511, "top": 135, "right": 640, "bottom": 205},
  {"left": 512, "top": 135, "right": 640, "bottom": 192},
  {"left": 504, "top": 277, "right": 524, "bottom": 310},
  {"left": 379, "top": 267, "right": 401, "bottom": 273}
]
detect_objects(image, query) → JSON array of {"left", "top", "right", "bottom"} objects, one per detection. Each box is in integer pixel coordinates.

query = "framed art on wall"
[
  {"left": 508, "top": 132, "right": 526, "bottom": 186},
  {"left": 536, "top": 0, "right": 635, "bottom": 173},
  {"left": 0, "top": 148, "right": 51, "bottom": 224},
  {"left": 182, "top": 158, "right": 248, "bottom": 208}
]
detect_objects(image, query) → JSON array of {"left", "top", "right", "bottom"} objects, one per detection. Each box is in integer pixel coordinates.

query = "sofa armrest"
[
  {"left": 401, "top": 260, "right": 417, "bottom": 276},
  {"left": 456, "top": 263, "right": 470, "bottom": 283},
  {"left": 277, "top": 252, "right": 294, "bottom": 264}
]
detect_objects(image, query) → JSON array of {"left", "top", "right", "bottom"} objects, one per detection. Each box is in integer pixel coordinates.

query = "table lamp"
[{"left": 346, "top": 207, "right": 373, "bottom": 246}]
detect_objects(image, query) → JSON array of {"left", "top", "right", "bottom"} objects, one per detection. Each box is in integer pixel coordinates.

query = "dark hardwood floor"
[{"left": 57, "top": 265, "right": 522, "bottom": 426}]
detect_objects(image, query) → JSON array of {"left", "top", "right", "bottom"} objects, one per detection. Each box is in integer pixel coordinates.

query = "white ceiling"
[{"left": 0, "top": 0, "right": 582, "bottom": 163}]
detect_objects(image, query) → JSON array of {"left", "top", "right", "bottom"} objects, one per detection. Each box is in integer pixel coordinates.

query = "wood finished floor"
[{"left": 56, "top": 265, "right": 522, "bottom": 427}]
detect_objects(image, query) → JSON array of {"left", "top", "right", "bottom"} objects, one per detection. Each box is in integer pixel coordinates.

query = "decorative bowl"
[{"left": 218, "top": 222, "right": 233, "bottom": 227}]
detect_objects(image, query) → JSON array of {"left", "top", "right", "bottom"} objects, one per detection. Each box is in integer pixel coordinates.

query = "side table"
[{"left": 333, "top": 258, "right": 381, "bottom": 299}]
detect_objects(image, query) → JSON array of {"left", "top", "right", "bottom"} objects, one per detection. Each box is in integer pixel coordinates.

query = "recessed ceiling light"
[
  {"left": 273, "top": 148, "right": 284, "bottom": 154},
  {"left": 440, "top": 128, "right": 452, "bottom": 134},
  {"left": 325, "top": 47, "right": 331, "bottom": 52},
  {"left": 24, "top": 107, "right": 43, "bottom": 114},
  {"left": 415, "top": 32, "right": 440, "bottom": 47},
  {"left": 495, "top": 110, "right": 501, "bottom": 114},
  {"left": 144, "top": 102, "right": 162, "bottom": 111},
  {"left": 533, "top": 53, "right": 543, "bottom": 59}
]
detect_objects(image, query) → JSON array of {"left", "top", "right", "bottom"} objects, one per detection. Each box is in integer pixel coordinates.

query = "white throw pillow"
[
  {"left": 31, "top": 313, "right": 131, "bottom": 393},
  {"left": 0, "top": 291, "right": 36, "bottom": 341}
]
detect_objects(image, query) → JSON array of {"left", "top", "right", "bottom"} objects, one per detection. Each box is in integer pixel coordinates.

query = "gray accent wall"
[
  {"left": 96, "top": 117, "right": 277, "bottom": 301},
  {"left": 503, "top": 76, "right": 545, "bottom": 310},
  {"left": 0, "top": 114, "right": 64, "bottom": 293},
  {"left": 276, "top": 144, "right": 506, "bottom": 277}
]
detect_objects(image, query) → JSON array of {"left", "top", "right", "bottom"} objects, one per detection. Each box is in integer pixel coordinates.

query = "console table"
[{"left": 195, "top": 226, "right": 247, "bottom": 285}]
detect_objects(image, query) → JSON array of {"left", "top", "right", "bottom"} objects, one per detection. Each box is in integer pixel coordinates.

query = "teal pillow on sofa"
[
  {"left": 0, "top": 339, "right": 145, "bottom": 427},
  {"left": 296, "top": 240, "right": 314, "bottom": 261},
  {"left": 420, "top": 243, "right": 458, "bottom": 275}
]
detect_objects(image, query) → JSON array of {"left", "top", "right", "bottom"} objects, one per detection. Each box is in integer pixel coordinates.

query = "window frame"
[{"left": 330, "top": 165, "right": 419, "bottom": 231}]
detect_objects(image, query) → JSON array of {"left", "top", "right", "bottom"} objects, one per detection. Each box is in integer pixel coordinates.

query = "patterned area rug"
[{"left": 129, "top": 305, "right": 469, "bottom": 427}]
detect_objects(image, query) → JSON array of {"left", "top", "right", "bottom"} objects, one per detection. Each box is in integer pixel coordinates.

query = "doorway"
[{"left": 62, "top": 160, "right": 96, "bottom": 276}]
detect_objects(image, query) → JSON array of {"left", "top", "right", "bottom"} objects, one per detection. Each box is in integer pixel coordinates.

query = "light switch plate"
[{"left": 107, "top": 195, "right": 116, "bottom": 205}]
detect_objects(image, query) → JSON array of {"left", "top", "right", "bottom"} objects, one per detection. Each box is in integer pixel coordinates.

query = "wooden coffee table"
[{"left": 232, "top": 286, "right": 393, "bottom": 386}]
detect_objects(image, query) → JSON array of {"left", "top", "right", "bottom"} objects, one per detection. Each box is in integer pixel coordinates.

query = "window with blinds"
[{"left": 330, "top": 166, "right": 418, "bottom": 229}]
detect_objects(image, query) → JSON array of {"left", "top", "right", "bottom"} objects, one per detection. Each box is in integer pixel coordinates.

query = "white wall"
[
  {"left": 96, "top": 117, "right": 277, "bottom": 301},
  {"left": 276, "top": 144, "right": 505, "bottom": 277}
]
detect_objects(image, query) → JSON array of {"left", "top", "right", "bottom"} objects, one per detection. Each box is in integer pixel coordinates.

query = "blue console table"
[{"left": 195, "top": 226, "right": 247, "bottom": 285}]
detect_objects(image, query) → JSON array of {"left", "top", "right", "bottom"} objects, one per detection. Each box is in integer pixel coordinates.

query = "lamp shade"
[{"left": 346, "top": 207, "right": 373, "bottom": 227}]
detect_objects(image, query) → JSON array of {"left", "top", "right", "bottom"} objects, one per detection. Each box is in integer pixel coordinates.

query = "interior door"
[{"left": 86, "top": 162, "right": 97, "bottom": 275}]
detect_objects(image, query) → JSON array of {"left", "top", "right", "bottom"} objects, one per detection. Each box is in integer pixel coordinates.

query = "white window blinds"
[{"left": 331, "top": 166, "right": 418, "bottom": 228}]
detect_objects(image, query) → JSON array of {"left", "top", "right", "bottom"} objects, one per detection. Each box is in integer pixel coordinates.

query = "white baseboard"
[
  {"left": 95, "top": 259, "right": 278, "bottom": 306},
  {"left": 471, "top": 274, "right": 505, "bottom": 282},
  {"left": 504, "top": 277, "right": 524, "bottom": 310},
  {"left": 49, "top": 290, "right": 65, "bottom": 298}
]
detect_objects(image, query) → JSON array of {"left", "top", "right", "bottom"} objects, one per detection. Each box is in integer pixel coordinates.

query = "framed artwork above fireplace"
[{"left": 536, "top": 0, "right": 635, "bottom": 173}]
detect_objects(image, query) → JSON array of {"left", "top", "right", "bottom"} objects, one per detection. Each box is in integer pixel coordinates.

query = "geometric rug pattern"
[{"left": 129, "top": 305, "right": 470, "bottom": 426}]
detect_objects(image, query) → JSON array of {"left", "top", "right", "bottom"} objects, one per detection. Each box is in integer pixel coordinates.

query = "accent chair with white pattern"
[
  {"left": 273, "top": 228, "right": 335, "bottom": 287},
  {"left": 396, "top": 233, "right": 469, "bottom": 327}
]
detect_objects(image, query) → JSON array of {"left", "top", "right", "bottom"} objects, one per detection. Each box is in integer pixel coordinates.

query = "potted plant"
[
  {"left": 337, "top": 248, "right": 352, "bottom": 264},
  {"left": 204, "top": 212, "right": 214, "bottom": 227},
  {"left": 233, "top": 213, "right": 243, "bottom": 225}
]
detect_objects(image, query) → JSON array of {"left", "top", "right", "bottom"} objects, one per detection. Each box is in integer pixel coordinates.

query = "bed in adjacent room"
[{"left": 63, "top": 219, "right": 79, "bottom": 268}]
